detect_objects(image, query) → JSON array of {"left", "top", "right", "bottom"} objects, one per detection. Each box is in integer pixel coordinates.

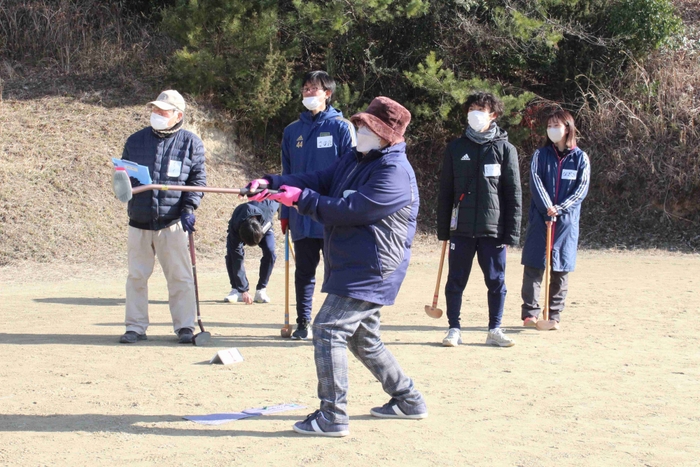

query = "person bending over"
[{"left": 224, "top": 200, "right": 279, "bottom": 304}]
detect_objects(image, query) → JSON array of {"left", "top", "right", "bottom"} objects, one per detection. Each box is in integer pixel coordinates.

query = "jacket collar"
[
  {"left": 550, "top": 144, "right": 581, "bottom": 158},
  {"left": 299, "top": 105, "right": 342, "bottom": 125},
  {"left": 354, "top": 142, "right": 406, "bottom": 163}
]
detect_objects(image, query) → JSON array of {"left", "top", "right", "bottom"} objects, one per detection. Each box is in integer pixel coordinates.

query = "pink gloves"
[
  {"left": 243, "top": 179, "right": 301, "bottom": 206},
  {"left": 244, "top": 179, "right": 270, "bottom": 202},
  {"left": 267, "top": 185, "right": 302, "bottom": 207}
]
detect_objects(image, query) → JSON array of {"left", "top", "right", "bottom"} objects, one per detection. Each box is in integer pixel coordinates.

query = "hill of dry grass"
[{"left": 0, "top": 79, "right": 277, "bottom": 267}]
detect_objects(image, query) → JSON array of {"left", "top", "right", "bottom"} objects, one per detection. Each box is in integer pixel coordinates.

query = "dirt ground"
[{"left": 1, "top": 246, "right": 699, "bottom": 467}]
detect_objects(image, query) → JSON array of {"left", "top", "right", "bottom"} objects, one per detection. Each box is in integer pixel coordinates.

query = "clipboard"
[{"left": 112, "top": 158, "right": 153, "bottom": 185}]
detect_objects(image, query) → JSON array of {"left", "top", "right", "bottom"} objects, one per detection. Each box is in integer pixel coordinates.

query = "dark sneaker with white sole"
[
  {"left": 177, "top": 328, "right": 194, "bottom": 344},
  {"left": 291, "top": 321, "right": 312, "bottom": 340},
  {"left": 370, "top": 397, "right": 428, "bottom": 419},
  {"left": 292, "top": 410, "right": 349, "bottom": 437},
  {"left": 119, "top": 331, "right": 147, "bottom": 344}
]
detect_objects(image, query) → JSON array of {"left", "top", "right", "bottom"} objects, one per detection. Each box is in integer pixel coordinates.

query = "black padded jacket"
[{"left": 437, "top": 126, "right": 522, "bottom": 245}]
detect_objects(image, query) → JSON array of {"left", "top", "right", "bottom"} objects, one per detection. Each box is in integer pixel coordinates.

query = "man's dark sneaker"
[
  {"left": 292, "top": 410, "right": 349, "bottom": 437},
  {"left": 291, "top": 321, "right": 312, "bottom": 340},
  {"left": 177, "top": 328, "right": 194, "bottom": 344},
  {"left": 370, "top": 397, "right": 428, "bottom": 419},
  {"left": 119, "top": 331, "right": 147, "bottom": 344}
]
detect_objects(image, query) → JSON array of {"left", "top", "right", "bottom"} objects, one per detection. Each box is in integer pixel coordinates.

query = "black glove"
[{"left": 129, "top": 177, "right": 142, "bottom": 188}]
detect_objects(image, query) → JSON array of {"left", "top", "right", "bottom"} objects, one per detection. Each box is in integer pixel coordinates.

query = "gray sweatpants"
[
  {"left": 313, "top": 294, "right": 425, "bottom": 425},
  {"left": 520, "top": 266, "right": 569, "bottom": 322}
]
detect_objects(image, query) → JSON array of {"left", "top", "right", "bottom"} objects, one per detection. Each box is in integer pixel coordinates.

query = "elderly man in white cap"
[{"left": 118, "top": 90, "right": 207, "bottom": 345}]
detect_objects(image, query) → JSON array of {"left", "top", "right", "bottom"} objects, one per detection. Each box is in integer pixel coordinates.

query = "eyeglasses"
[{"left": 302, "top": 86, "right": 323, "bottom": 93}]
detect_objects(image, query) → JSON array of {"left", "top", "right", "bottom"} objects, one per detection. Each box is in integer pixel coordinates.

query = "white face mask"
[
  {"left": 547, "top": 126, "right": 566, "bottom": 144},
  {"left": 355, "top": 126, "right": 382, "bottom": 153},
  {"left": 468, "top": 110, "right": 492, "bottom": 132},
  {"left": 150, "top": 112, "right": 173, "bottom": 130},
  {"left": 302, "top": 96, "right": 323, "bottom": 111}
]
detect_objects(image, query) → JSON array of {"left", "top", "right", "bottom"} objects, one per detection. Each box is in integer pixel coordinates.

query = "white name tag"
[
  {"left": 167, "top": 159, "right": 182, "bottom": 177},
  {"left": 562, "top": 169, "right": 577, "bottom": 180},
  {"left": 317, "top": 136, "right": 333, "bottom": 148},
  {"left": 484, "top": 164, "right": 501, "bottom": 177}
]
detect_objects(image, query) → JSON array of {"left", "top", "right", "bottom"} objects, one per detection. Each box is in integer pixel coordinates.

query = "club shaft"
[
  {"left": 543, "top": 221, "right": 554, "bottom": 321},
  {"left": 133, "top": 185, "right": 242, "bottom": 195},
  {"left": 188, "top": 232, "right": 206, "bottom": 333},
  {"left": 284, "top": 230, "right": 290, "bottom": 328},
  {"left": 431, "top": 241, "right": 448, "bottom": 308}
]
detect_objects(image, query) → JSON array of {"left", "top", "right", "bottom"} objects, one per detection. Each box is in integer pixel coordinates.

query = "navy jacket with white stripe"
[
  {"left": 267, "top": 143, "right": 418, "bottom": 306},
  {"left": 521, "top": 145, "right": 591, "bottom": 272}
]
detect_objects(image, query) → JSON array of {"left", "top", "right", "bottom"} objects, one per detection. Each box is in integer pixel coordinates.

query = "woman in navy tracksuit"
[
  {"left": 248, "top": 97, "right": 427, "bottom": 437},
  {"left": 521, "top": 109, "right": 591, "bottom": 330}
]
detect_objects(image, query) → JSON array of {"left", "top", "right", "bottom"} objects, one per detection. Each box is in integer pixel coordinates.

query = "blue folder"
[{"left": 112, "top": 158, "right": 153, "bottom": 185}]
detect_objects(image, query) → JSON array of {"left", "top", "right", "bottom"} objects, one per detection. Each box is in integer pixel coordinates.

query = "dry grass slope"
[{"left": 0, "top": 88, "right": 270, "bottom": 267}]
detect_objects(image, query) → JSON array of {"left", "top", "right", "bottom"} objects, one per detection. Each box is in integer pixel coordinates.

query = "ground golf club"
[
  {"left": 425, "top": 240, "right": 447, "bottom": 319},
  {"left": 280, "top": 230, "right": 293, "bottom": 338},
  {"left": 112, "top": 167, "right": 274, "bottom": 202},
  {"left": 536, "top": 218, "right": 558, "bottom": 331},
  {"left": 188, "top": 231, "right": 211, "bottom": 346}
]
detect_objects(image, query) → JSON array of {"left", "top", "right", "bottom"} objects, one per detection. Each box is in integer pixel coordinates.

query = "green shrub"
[{"left": 606, "top": 0, "right": 684, "bottom": 54}]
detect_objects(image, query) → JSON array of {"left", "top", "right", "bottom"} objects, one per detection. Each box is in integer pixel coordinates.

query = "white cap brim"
[{"left": 149, "top": 101, "right": 178, "bottom": 111}]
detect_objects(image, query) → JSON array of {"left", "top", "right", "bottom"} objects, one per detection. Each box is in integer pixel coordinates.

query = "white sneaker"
[
  {"left": 254, "top": 288, "right": 270, "bottom": 303},
  {"left": 224, "top": 289, "right": 242, "bottom": 303},
  {"left": 442, "top": 328, "right": 462, "bottom": 347},
  {"left": 486, "top": 328, "right": 515, "bottom": 347}
]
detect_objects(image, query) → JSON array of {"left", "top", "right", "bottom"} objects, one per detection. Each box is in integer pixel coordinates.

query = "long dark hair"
[{"left": 546, "top": 109, "right": 577, "bottom": 148}]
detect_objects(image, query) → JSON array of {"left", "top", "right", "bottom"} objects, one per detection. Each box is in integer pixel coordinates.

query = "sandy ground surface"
[{"left": 1, "top": 247, "right": 699, "bottom": 467}]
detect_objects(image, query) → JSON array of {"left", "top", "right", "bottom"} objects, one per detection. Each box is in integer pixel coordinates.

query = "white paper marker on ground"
[
  {"left": 184, "top": 403, "right": 307, "bottom": 425},
  {"left": 242, "top": 403, "right": 306, "bottom": 416},
  {"left": 183, "top": 412, "right": 254, "bottom": 425},
  {"left": 209, "top": 348, "right": 244, "bottom": 365}
]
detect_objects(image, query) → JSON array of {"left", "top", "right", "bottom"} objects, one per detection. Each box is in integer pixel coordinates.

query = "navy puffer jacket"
[{"left": 122, "top": 127, "right": 207, "bottom": 230}]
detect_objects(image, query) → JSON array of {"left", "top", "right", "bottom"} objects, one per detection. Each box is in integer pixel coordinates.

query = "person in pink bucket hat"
[{"left": 245, "top": 96, "right": 427, "bottom": 437}]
